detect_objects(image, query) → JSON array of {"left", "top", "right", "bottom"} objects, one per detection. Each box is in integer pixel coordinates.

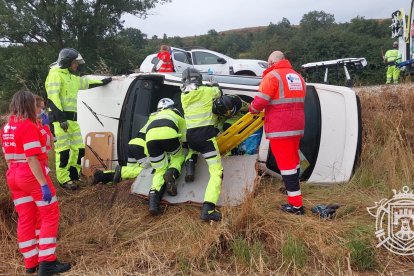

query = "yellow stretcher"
[{"left": 217, "top": 112, "right": 264, "bottom": 155}]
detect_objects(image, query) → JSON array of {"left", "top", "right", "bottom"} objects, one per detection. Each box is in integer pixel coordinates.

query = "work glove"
[
  {"left": 41, "top": 185, "right": 52, "bottom": 203},
  {"left": 101, "top": 77, "right": 112, "bottom": 85},
  {"left": 60, "top": 121, "right": 69, "bottom": 132}
]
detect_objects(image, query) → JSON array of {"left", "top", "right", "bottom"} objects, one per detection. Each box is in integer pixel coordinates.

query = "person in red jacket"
[
  {"left": 156, "top": 45, "right": 174, "bottom": 72},
  {"left": 35, "top": 95, "right": 53, "bottom": 154},
  {"left": 1, "top": 91, "right": 71, "bottom": 275},
  {"left": 249, "top": 51, "right": 306, "bottom": 215}
]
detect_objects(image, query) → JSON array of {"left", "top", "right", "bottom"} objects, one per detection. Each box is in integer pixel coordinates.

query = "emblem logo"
[{"left": 367, "top": 186, "right": 414, "bottom": 256}]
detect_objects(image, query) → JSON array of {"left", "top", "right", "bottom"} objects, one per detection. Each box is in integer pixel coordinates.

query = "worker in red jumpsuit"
[
  {"left": 1, "top": 91, "right": 71, "bottom": 275},
  {"left": 249, "top": 51, "right": 306, "bottom": 215},
  {"left": 156, "top": 45, "right": 174, "bottom": 72}
]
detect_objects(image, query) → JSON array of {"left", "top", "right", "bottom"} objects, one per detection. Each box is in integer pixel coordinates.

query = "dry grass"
[{"left": 2, "top": 84, "right": 414, "bottom": 275}]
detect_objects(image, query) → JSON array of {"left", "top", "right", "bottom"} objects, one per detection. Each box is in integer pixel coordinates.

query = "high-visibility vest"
[
  {"left": 250, "top": 59, "right": 306, "bottom": 139},
  {"left": 181, "top": 86, "right": 221, "bottom": 130},
  {"left": 45, "top": 67, "right": 103, "bottom": 113}
]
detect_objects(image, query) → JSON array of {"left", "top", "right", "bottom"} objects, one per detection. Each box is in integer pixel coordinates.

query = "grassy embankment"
[{"left": 1, "top": 84, "right": 414, "bottom": 275}]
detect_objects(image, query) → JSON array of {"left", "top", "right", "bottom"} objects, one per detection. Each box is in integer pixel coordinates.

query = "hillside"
[{"left": 2, "top": 83, "right": 414, "bottom": 274}]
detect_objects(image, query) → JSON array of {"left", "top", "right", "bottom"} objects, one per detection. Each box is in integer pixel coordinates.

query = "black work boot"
[
  {"left": 113, "top": 165, "right": 122, "bottom": 184},
  {"left": 61, "top": 180, "right": 79, "bottom": 191},
  {"left": 164, "top": 168, "right": 179, "bottom": 196},
  {"left": 200, "top": 202, "right": 222, "bottom": 222},
  {"left": 26, "top": 265, "right": 38, "bottom": 274},
  {"left": 148, "top": 189, "right": 162, "bottom": 216},
  {"left": 184, "top": 159, "right": 196, "bottom": 182},
  {"left": 92, "top": 169, "right": 114, "bottom": 185},
  {"left": 281, "top": 203, "right": 305, "bottom": 215},
  {"left": 38, "top": 260, "right": 71, "bottom": 276}
]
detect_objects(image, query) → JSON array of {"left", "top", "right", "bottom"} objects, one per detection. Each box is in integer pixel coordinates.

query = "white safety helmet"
[{"left": 157, "top": 98, "right": 175, "bottom": 111}]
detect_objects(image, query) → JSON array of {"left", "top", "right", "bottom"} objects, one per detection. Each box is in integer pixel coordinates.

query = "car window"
[
  {"left": 173, "top": 51, "right": 191, "bottom": 64},
  {"left": 193, "top": 52, "right": 221, "bottom": 65},
  {"left": 151, "top": 57, "right": 159, "bottom": 64}
]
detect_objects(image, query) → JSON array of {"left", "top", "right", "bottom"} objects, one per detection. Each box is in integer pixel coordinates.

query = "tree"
[
  {"left": 0, "top": 0, "right": 171, "bottom": 51},
  {"left": 300, "top": 11, "right": 335, "bottom": 30}
]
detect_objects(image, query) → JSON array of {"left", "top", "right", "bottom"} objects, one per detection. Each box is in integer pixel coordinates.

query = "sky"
[{"left": 122, "top": 0, "right": 409, "bottom": 38}]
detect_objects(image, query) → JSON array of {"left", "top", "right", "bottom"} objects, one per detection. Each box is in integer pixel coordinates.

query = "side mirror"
[
  {"left": 151, "top": 57, "right": 159, "bottom": 65},
  {"left": 217, "top": 57, "right": 227, "bottom": 64}
]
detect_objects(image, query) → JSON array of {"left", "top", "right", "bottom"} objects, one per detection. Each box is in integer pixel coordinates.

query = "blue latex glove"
[{"left": 41, "top": 185, "right": 52, "bottom": 203}]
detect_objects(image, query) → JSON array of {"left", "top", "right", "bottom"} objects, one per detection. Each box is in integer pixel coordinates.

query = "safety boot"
[
  {"left": 61, "top": 180, "right": 79, "bottom": 191},
  {"left": 148, "top": 189, "right": 162, "bottom": 216},
  {"left": 92, "top": 169, "right": 114, "bottom": 185},
  {"left": 184, "top": 159, "right": 195, "bottom": 182},
  {"left": 200, "top": 202, "right": 222, "bottom": 222},
  {"left": 281, "top": 203, "right": 305, "bottom": 215},
  {"left": 164, "top": 168, "right": 178, "bottom": 196},
  {"left": 26, "top": 265, "right": 38, "bottom": 274},
  {"left": 38, "top": 260, "right": 71, "bottom": 276},
  {"left": 113, "top": 165, "right": 122, "bottom": 184}
]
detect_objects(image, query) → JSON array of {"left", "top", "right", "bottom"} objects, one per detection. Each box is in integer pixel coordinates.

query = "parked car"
[{"left": 139, "top": 47, "right": 268, "bottom": 76}]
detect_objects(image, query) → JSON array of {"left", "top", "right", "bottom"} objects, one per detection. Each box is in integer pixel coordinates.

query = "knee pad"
[{"left": 59, "top": 149, "right": 70, "bottom": 168}]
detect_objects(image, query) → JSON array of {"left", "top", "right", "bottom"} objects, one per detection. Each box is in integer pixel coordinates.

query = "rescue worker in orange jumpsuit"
[
  {"left": 1, "top": 91, "right": 71, "bottom": 275},
  {"left": 156, "top": 45, "right": 174, "bottom": 72},
  {"left": 249, "top": 51, "right": 306, "bottom": 215}
]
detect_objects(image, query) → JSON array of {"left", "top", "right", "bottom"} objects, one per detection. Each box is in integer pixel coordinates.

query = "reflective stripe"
[
  {"left": 40, "top": 129, "right": 47, "bottom": 135},
  {"left": 39, "top": 237, "right": 57, "bottom": 245},
  {"left": 63, "top": 98, "right": 77, "bottom": 104},
  {"left": 22, "top": 248, "right": 38, "bottom": 258},
  {"left": 186, "top": 120, "right": 215, "bottom": 128},
  {"left": 169, "top": 146, "right": 181, "bottom": 155},
  {"left": 156, "top": 114, "right": 178, "bottom": 124},
  {"left": 38, "top": 247, "right": 56, "bottom": 257},
  {"left": 128, "top": 158, "right": 137, "bottom": 163},
  {"left": 280, "top": 168, "right": 298, "bottom": 175},
  {"left": 35, "top": 196, "right": 57, "bottom": 207},
  {"left": 203, "top": 151, "right": 218, "bottom": 159},
  {"left": 137, "top": 157, "right": 147, "bottom": 163},
  {"left": 250, "top": 105, "right": 260, "bottom": 113},
  {"left": 23, "top": 141, "right": 41, "bottom": 150},
  {"left": 56, "top": 134, "right": 69, "bottom": 140},
  {"left": 206, "top": 158, "right": 221, "bottom": 165},
  {"left": 151, "top": 158, "right": 168, "bottom": 169},
  {"left": 14, "top": 196, "right": 34, "bottom": 206},
  {"left": 4, "top": 153, "right": 26, "bottom": 160},
  {"left": 185, "top": 112, "right": 212, "bottom": 120},
  {"left": 257, "top": 92, "right": 271, "bottom": 101},
  {"left": 47, "top": 82, "right": 60, "bottom": 87},
  {"left": 12, "top": 159, "right": 28, "bottom": 163},
  {"left": 62, "top": 106, "right": 77, "bottom": 112},
  {"left": 149, "top": 154, "right": 165, "bottom": 163},
  {"left": 287, "top": 190, "right": 302, "bottom": 196},
  {"left": 269, "top": 98, "right": 305, "bottom": 105},
  {"left": 266, "top": 130, "right": 304, "bottom": 138},
  {"left": 41, "top": 146, "right": 47, "bottom": 153},
  {"left": 271, "top": 71, "right": 284, "bottom": 98},
  {"left": 19, "top": 239, "right": 37, "bottom": 249},
  {"left": 47, "top": 89, "right": 60, "bottom": 95}
]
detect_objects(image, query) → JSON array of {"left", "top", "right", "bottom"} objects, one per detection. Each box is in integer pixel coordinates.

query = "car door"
[
  {"left": 171, "top": 49, "right": 192, "bottom": 73},
  {"left": 191, "top": 50, "right": 229, "bottom": 75}
]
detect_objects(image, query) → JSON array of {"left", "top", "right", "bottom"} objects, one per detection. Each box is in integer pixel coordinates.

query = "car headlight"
[{"left": 258, "top": 62, "right": 268, "bottom": 69}]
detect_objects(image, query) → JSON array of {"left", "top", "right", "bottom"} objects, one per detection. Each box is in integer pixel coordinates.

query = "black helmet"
[
  {"left": 213, "top": 95, "right": 240, "bottom": 117},
  {"left": 57, "top": 48, "right": 85, "bottom": 68},
  {"left": 182, "top": 68, "right": 203, "bottom": 86}
]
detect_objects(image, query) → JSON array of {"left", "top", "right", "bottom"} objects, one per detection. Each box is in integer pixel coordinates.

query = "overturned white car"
[{"left": 77, "top": 73, "right": 361, "bottom": 206}]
